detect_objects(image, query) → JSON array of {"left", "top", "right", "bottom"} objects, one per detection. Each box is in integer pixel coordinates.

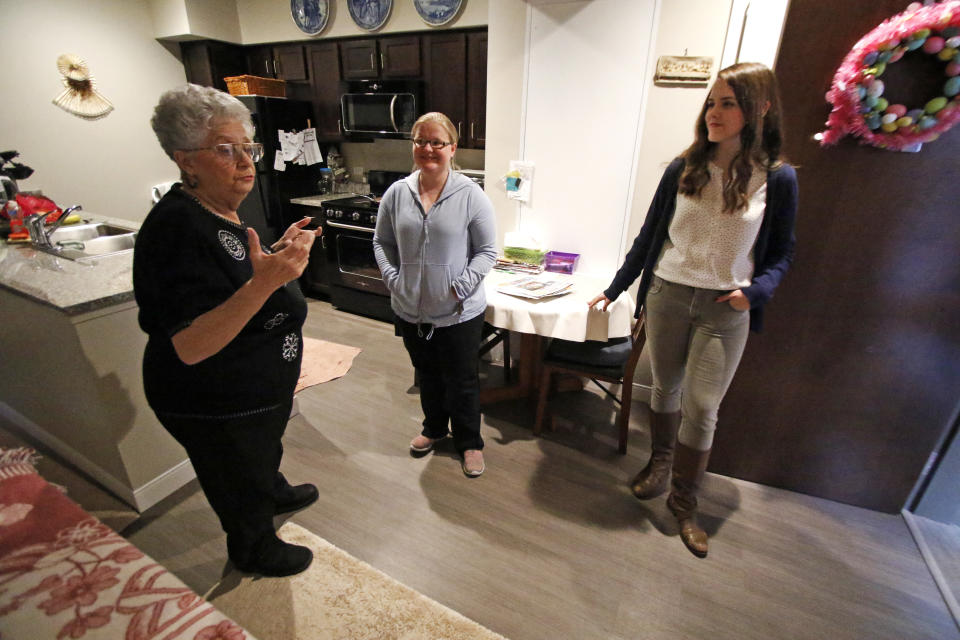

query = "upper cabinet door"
[
  {"left": 466, "top": 31, "right": 487, "bottom": 149},
  {"left": 181, "top": 41, "right": 246, "bottom": 92},
  {"left": 274, "top": 45, "right": 308, "bottom": 81},
  {"left": 246, "top": 46, "right": 277, "bottom": 78},
  {"left": 340, "top": 40, "right": 379, "bottom": 79},
  {"left": 379, "top": 36, "right": 421, "bottom": 78},
  {"left": 307, "top": 42, "right": 343, "bottom": 140},
  {"left": 424, "top": 32, "right": 466, "bottom": 142}
]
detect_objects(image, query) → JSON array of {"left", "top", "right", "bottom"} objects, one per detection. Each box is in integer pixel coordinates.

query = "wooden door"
[
  {"left": 181, "top": 41, "right": 245, "bottom": 92},
  {"left": 710, "top": 0, "right": 960, "bottom": 512},
  {"left": 466, "top": 31, "right": 487, "bottom": 149},
  {"left": 274, "top": 45, "right": 307, "bottom": 82},
  {"left": 340, "top": 40, "right": 378, "bottom": 80},
  {"left": 379, "top": 35, "right": 421, "bottom": 78},
  {"left": 245, "top": 45, "right": 276, "bottom": 78},
  {"left": 307, "top": 42, "right": 343, "bottom": 140},
  {"left": 424, "top": 32, "right": 466, "bottom": 141}
]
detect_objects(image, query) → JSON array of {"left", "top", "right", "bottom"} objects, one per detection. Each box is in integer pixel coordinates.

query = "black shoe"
[
  {"left": 274, "top": 482, "right": 319, "bottom": 515},
  {"left": 231, "top": 535, "right": 313, "bottom": 577}
]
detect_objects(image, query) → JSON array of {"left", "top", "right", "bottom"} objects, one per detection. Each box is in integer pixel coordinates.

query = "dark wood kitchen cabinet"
[
  {"left": 181, "top": 40, "right": 246, "bottom": 92},
  {"left": 306, "top": 42, "right": 343, "bottom": 140},
  {"left": 466, "top": 31, "right": 487, "bottom": 149},
  {"left": 424, "top": 32, "right": 467, "bottom": 139},
  {"left": 340, "top": 36, "right": 421, "bottom": 80},
  {"left": 423, "top": 30, "right": 485, "bottom": 149},
  {"left": 246, "top": 44, "right": 308, "bottom": 81}
]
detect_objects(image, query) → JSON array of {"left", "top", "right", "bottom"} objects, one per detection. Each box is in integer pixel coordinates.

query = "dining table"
[{"left": 480, "top": 268, "right": 636, "bottom": 404}]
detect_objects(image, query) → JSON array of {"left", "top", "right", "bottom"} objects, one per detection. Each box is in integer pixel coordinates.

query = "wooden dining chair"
[
  {"left": 479, "top": 322, "right": 511, "bottom": 382},
  {"left": 533, "top": 315, "right": 646, "bottom": 454}
]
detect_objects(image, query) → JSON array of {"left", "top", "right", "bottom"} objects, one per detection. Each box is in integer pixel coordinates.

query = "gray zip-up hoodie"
[{"left": 373, "top": 170, "right": 497, "bottom": 330}]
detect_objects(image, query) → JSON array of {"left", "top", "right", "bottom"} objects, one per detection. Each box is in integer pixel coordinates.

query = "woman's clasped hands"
[{"left": 248, "top": 217, "right": 321, "bottom": 290}]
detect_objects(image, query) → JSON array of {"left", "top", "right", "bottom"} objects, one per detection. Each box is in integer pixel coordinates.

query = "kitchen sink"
[{"left": 39, "top": 222, "right": 137, "bottom": 261}]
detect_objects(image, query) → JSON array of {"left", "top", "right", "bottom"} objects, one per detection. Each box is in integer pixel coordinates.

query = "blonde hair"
[{"left": 411, "top": 112, "right": 460, "bottom": 171}]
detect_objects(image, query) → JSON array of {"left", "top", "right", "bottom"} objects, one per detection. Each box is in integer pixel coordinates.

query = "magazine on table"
[{"left": 497, "top": 275, "right": 574, "bottom": 299}]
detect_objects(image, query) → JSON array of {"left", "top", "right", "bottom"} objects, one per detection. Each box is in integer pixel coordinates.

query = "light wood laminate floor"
[{"left": 4, "top": 299, "right": 957, "bottom": 639}]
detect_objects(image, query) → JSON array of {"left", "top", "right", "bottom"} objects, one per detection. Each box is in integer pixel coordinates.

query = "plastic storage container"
[{"left": 543, "top": 251, "right": 580, "bottom": 274}]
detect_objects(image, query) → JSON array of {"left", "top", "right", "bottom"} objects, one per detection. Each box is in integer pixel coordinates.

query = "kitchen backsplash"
[{"left": 340, "top": 139, "right": 484, "bottom": 177}]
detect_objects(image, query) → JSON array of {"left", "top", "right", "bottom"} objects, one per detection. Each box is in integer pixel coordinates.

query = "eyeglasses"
[
  {"left": 184, "top": 142, "right": 264, "bottom": 163},
  {"left": 412, "top": 138, "right": 453, "bottom": 149}
]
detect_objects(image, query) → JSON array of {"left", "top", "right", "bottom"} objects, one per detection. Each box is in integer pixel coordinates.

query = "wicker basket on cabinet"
[{"left": 223, "top": 75, "right": 286, "bottom": 98}]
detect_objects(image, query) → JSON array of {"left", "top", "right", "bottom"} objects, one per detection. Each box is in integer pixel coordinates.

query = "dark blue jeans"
[{"left": 397, "top": 313, "right": 485, "bottom": 453}]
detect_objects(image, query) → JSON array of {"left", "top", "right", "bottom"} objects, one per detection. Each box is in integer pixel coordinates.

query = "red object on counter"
[{"left": 14, "top": 193, "right": 62, "bottom": 222}]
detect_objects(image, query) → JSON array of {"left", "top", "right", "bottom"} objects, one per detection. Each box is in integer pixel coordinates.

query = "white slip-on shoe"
[
  {"left": 461, "top": 449, "right": 485, "bottom": 477},
  {"left": 410, "top": 435, "right": 439, "bottom": 454}
]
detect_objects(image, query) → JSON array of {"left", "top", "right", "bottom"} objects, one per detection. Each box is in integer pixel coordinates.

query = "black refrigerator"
[{"left": 237, "top": 96, "right": 323, "bottom": 244}]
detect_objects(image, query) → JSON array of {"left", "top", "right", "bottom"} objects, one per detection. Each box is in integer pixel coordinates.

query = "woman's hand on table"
[
  {"left": 587, "top": 293, "right": 612, "bottom": 311},
  {"left": 715, "top": 289, "right": 750, "bottom": 311}
]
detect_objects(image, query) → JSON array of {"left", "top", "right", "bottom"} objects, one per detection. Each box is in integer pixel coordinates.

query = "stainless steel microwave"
[{"left": 340, "top": 81, "right": 421, "bottom": 138}]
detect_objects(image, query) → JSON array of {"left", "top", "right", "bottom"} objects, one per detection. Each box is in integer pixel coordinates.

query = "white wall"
[
  {"left": 1, "top": 0, "right": 186, "bottom": 224},
  {"left": 518, "top": 0, "right": 657, "bottom": 277}
]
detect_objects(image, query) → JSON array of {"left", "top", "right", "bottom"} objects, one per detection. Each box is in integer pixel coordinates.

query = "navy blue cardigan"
[{"left": 603, "top": 157, "right": 798, "bottom": 332}]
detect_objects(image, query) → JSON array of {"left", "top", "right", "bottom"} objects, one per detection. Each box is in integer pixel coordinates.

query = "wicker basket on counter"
[{"left": 223, "top": 75, "right": 286, "bottom": 98}]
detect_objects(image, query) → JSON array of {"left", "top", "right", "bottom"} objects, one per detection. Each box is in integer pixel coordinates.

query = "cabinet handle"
[
  {"left": 458, "top": 122, "right": 462, "bottom": 138},
  {"left": 470, "top": 121, "right": 475, "bottom": 140},
  {"left": 274, "top": 58, "right": 281, "bottom": 79},
  {"left": 369, "top": 52, "right": 375, "bottom": 70},
  {"left": 380, "top": 53, "right": 385, "bottom": 70},
  {"left": 338, "top": 119, "right": 342, "bottom": 134},
  {"left": 265, "top": 60, "right": 271, "bottom": 75}
]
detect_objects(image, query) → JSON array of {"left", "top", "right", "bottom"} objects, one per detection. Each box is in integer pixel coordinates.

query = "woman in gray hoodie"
[{"left": 373, "top": 112, "right": 497, "bottom": 477}]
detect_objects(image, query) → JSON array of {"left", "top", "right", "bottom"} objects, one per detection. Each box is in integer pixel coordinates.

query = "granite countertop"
[{"left": 0, "top": 214, "right": 140, "bottom": 316}]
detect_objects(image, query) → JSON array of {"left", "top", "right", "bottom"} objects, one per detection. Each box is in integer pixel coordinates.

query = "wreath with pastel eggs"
[{"left": 820, "top": 0, "right": 960, "bottom": 150}]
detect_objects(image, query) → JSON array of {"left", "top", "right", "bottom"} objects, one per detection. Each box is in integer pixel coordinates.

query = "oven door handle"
[
  {"left": 389, "top": 94, "right": 399, "bottom": 133},
  {"left": 326, "top": 221, "right": 376, "bottom": 233}
]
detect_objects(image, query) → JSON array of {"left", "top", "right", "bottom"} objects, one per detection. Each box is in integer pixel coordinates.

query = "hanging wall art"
[
  {"left": 291, "top": 0, "right": 330, "bottom": 35},
  {"left": 820, "top": 1, "right": 960, "bottom": 151},
  {"left": 414, "top": 0, "right": 464, "bottom": 27},
  {"left": 347, "top": 0, "right": 393, "bottom": 31},
  {"left": 52, "top": 54, "right": 114, "bottom": 121}
]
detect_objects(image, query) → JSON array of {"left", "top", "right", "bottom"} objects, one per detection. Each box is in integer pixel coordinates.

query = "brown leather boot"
[
  {"left": 666, "top": 443, "right": 711, "bottom": 558},
  {"left": 630, "top": 410, "right": 680, "bottom": 499}
]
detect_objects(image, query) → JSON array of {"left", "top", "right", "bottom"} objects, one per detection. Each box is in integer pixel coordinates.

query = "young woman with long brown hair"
[{"left": 589, "top": 62, "right": 798, "bottom": 557}]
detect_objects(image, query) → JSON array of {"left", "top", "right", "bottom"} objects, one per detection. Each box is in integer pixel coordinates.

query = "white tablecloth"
[{"left": 483, "top": 270, "right": 635, "bottom": 342}]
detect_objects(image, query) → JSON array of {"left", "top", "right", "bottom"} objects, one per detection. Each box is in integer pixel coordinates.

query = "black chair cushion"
[{"left": 546, "top": 336, "right": 633, "bottom": 371}]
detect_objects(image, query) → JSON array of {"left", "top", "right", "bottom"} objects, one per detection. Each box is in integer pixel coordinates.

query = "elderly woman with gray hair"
[{"left": 133, "top": 84, "right": 320, "bottom": 577}]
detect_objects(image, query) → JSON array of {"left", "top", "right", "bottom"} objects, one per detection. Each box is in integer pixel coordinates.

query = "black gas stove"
[
  {"left": 321, "top": 195, "right": 381, "bottom": 229},
  {"left": 319, "top": 170, "right": 406, "bottom": 321}
]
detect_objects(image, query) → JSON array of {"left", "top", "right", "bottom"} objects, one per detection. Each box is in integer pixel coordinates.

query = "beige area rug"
[
  {"left": 295, "top": 337, "right": 362, "bottom": 393},
  {"left": 206, "top": 522, "right": 508, "bottom": 640}
]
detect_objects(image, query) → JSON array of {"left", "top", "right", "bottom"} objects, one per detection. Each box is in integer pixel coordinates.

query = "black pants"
[
  {"left": 397, "top": 313, "right": 485, "bottom": 453},
  {"left": 157, "top": 399, "right": 292, "bottom": 564}
]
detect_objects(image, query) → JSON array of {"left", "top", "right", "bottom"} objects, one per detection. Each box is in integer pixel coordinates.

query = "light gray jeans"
[{"left": 644, "top": 276, "right": 750, "bottom": 451}]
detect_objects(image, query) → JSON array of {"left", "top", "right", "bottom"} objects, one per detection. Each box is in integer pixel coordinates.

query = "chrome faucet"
[{"left": 26, "top": 204, "right": 83, "bottom": 248}]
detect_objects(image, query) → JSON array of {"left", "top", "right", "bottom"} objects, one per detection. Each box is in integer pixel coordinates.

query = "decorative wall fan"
[{"left": 52, "top": 54, "right": 114, "bottom": 121}]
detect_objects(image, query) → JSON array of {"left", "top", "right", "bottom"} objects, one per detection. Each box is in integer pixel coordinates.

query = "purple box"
[{"left": 544, "top": 251, "right": 580, "bottom": 274}]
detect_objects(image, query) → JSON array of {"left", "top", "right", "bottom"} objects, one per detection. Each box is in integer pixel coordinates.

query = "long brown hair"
[{"left": 679, "top": 62, "right": 785, "bottom": 213}]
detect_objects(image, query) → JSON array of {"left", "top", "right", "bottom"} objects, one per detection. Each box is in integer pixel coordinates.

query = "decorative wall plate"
[
  {"left": 347, "top": 0, "right": 393, "bottom": 31},
  {"left": 414, "top": 0, "right": 464, "bottom": 27},
  {"left": 291, "top": 0, "right": 330, "bottom": 36}
]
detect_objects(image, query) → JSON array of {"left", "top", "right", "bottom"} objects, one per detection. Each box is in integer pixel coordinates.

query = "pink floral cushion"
[{"left": 0, "top": 449, "right": 255, "bottom": 640}]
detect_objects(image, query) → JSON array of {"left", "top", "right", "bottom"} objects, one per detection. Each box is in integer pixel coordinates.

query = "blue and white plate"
[
  {"left": 413, "top": 0, "right": 464, "bottom": 26},
  {"left": 290, "top": 0, "right": 330, "bottom": 35},
  {"left": 347, "top": 0, "right": 393, "bottom": 31}
]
